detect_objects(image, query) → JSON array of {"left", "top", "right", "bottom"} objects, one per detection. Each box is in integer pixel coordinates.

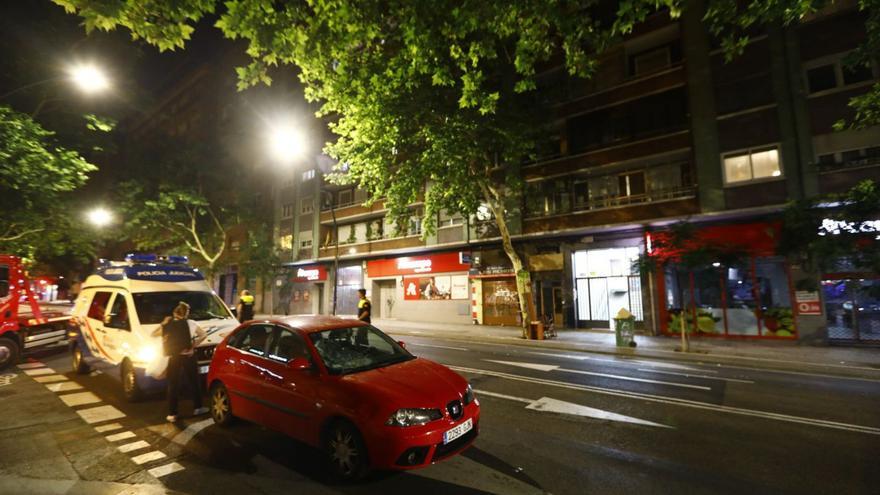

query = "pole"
[{"left": 323, "top": 189, "right": 339, "bottom": 315}]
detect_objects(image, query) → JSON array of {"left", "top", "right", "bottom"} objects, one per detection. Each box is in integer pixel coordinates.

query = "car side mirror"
[
  {"left": 288, "top": 357, "right": 311, "bottom": 370},
  {"left": 397, "top": 340, "right": 406, "bottom": 349}
]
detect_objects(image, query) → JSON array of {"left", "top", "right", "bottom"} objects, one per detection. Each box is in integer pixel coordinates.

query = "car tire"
[
  {"left": 210, "top": 382, "right": 235, "bottom": 427},
  {"left": 72, "top": 345, "right": 90, "bottom": 374},
  {"left": 0, "top": 336, "right": 19, "bottom": 371},
  {"left": 121, "top": 359, "right": 144, "bottom": 402},
  {"left": 324, "top": 420, "right": 370, "bottom": 481}
]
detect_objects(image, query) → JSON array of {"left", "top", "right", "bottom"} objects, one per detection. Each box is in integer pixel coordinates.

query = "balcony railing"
[
  {"left": 817, "top": 156, "right": 880, "bottom": 172},
  {"left": 524, "top": 184, "right": 697, "bottom": 219}
]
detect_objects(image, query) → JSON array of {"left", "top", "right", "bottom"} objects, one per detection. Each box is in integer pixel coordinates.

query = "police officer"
[
  {"left": 357, "top": 288, "right": 371, "bottom": 323},
  {"left": 152, "top": 302, "right": 208, "bottom": 422},
  {"left": 236, "top": 289, "right": 255, "bottom": 322}
]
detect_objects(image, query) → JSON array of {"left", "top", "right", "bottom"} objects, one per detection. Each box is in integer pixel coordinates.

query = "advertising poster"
[
  {"left": 450, "top": 275, "right": 469, "bottom": 300},
  {"left": 293, "top": 290, "right": 300, "bottom": 302},
  {"left": 404, "top": 275, "right": 469, "bottom": 300}
]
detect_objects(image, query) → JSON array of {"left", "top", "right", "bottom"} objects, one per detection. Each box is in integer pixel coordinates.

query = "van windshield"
[{"left": 132, "top": 291, "right": 233, "bottom": 324}]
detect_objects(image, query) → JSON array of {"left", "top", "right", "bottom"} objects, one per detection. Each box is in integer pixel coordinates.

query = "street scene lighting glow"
[
  {"left": 268, "top": 124, "right": 305, "bottom": 163},
  {"left": 87, "top": 207, "right": 113, "bottom": 227},
  {"left": 69, "top": 64, "right": 109, "bottom": 93}
]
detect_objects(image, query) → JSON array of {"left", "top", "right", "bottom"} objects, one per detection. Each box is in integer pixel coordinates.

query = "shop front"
[
  {"left": 365, "top": 252, "right": 472, "bottom": 324},
  {"left": 571, "top": 246, "right": 644, "bottom": 329},
  {"left": 336, "top": 263, "right": 364, "bottom": 316},
  {"left": 288, "top": 265, "right": 327, "bottom": 315},
  {"left": 653, "top": 222, "right": 798, "bottom": 339}
]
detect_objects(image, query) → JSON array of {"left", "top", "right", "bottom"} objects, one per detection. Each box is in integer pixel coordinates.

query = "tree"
[
  {"left": 0, "top": 105, "right": 97, "bottom": 257},
  {"left": 56, "top": 0, "right": 879, "bottom": 332}
]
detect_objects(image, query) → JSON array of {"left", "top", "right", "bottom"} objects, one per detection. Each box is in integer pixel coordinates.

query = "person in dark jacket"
[
  {"left": 236, "top": 289, "right": 255, "bottom": 322},
  {"left": 152, "top": 302, "right": 208, "bottom": 422}
]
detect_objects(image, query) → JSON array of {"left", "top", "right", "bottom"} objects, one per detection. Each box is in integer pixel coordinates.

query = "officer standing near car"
[
  {"left": 236, "top": 289, "right": 255, "bottom": 322},
  {"left": 355, "top": 289, "right": 372, "bottom": 345},
  {"left": 153, "top": 302, "right": 208, "bottom": 422}
]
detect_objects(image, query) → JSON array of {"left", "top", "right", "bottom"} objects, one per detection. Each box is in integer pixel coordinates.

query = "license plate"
[
  {"left": 198, "top": 365, "right": 209, "bottom": 374},
  {"left": 442, "top": 418, "right": 473, "bottom": 445}
]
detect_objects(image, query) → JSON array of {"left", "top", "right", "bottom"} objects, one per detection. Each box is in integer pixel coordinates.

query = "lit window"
[
  {"left": 723, "top": 147, "right": 782, "bottom": 184},
  {"left": 302, "top": 169, "right": 316, "bottom": 181},
  {"left": 279, "top": 234, "right": 293, "bottom": 250}
]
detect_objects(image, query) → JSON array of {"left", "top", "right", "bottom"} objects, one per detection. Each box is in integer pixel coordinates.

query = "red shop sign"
[
  {"left": 292, "top": 265, "right": 327, "bottom": 282},
  {"left": 367, "top": 252, "right": 471, "bottom": 277}
]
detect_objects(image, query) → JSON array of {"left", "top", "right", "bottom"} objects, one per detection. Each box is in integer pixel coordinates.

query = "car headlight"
[
  {"left": 463, "top": 383, "right": 475, "bottom": 405},
  {"left": 386, "top": 408, "right": 443, "bottom": 427},
  {"left": 135, "top": 344, "right": 160, "bottom": 364}
]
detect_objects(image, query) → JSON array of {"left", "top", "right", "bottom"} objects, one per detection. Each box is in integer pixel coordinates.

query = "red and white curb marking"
[{"left": 18, "top": 360, "right": 186, "bottom": 479}]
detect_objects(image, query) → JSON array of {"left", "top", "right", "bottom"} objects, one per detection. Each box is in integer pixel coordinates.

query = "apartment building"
[{"left": 272, "top": 3, "right": 879, "bottom": 344}]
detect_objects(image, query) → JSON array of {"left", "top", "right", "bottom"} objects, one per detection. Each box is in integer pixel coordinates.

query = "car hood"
[
  {"left": 195, "top": 318, "right": 240, "bottom": 346},
  {"left": 342, "top": 357, "right": 467, "bottom": 408}
]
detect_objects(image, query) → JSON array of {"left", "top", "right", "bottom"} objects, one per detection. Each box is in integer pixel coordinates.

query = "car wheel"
[
  {"left": 325, "top": 420, "right": 370, "bottom": 481},
  {"left": 210, "top": 382, "right": 235, "bottom": 427},
  {"left": 121, "top": 360, "right": 143, "bottom": 402},
  {"left": 72, "top": 345, "right": 90, "bottom": 374},
  {"left": 0, "top": 337, "right": 19, "bottom": 371}
]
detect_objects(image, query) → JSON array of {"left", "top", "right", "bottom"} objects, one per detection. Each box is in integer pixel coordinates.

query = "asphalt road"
[{"left": 18, "top": 333, "right": 880, "bottom": 495}]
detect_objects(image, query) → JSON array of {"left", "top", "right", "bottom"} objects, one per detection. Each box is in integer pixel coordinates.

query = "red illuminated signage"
[
  {"left": 367, "top": 252, "right": 471, "bottom": 277},
  {"left": 292, "top": 265, "right": 327, "bottom": 282}
]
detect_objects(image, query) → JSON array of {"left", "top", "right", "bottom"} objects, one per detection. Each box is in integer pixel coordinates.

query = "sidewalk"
[{"left": 259, "top": 313, "right": 880, "bottom": 378}]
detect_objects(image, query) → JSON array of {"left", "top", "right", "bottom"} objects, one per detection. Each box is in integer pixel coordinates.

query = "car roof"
[{"left": 256, "top": 315, "right": 368, "bottom": 334}]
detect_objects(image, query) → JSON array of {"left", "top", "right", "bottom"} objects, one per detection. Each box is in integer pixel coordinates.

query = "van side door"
[
  {"left": 81, "top": 290, "right": 115, "bottom": 363},
  {"left": 105, "top": 292, "right": 134, "bottom": 364}
]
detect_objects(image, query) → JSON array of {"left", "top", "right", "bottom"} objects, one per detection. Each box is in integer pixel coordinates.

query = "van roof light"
[{"left": 125, "top": 253, "right": 158, "bottom": 263}]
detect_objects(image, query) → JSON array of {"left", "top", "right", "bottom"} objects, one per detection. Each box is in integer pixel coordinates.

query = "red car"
[{"left": 206, "top": 315, "right": 480, "bottom": 479}]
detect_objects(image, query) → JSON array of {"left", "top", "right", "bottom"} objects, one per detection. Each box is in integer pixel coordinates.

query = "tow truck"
[{"left": 0, "top": 254, "right": 72, "bottom": 370}]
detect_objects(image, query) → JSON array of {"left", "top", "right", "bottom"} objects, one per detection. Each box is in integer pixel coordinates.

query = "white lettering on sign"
[
  {"left": 297, "top": 268, "right": 320, "bottom": 281},
  {"left": 398, "top": 259, "right": 433, "bottom": 273},
  {"left": 818, "top": 219, "right": 880, "bottom": 238}
]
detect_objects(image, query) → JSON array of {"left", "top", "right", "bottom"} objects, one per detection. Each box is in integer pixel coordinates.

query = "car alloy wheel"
[
  {"left": 211, "top": 383, "right": 234, "bottom": 426},
  {"left": 72, "top": 346, "right": 89, "bottom": 374},
  {"left": 121, "top": 360, "right": 143, "bottom": 402},
  {"left": 326, "top": 422, "right": 368, "bottom": 480}
]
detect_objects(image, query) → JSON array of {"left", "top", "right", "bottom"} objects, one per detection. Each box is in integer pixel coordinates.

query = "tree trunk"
[
  {"left": 483, "top": 188, "right": 535, "bottom": 338},
  {"left": 679, "top": 306, "right": 690, "bottom": 352}
]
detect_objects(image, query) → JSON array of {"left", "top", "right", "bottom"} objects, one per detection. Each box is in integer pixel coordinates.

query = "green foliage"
[
  {"left": 779, "top": 180, "right": 880, "bottom": 274},
  {"left": 84, "top": 114, "right": 116, "bottom": 132},
  {"left": 0, "top": 105, "right": 97, "bottom": 256}
]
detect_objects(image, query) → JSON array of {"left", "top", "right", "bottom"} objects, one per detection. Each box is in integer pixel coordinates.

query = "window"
[
  {"left": 302, "top": 169, "right": 316, "bottom": 181},
  {"left": 723, "top": 147, "right": 782, "bottom": 184},
  {"left": 618, "top": 171, "right": 646, "bottom": 197},
  {"left": 300, "top": 197, "right": 314, "bottom": 215},
  {"left": 281, "top": 203, "right": 294, "bottom": 219},
  {"left": 309, "top": 326, "right": 412, "bottom": 375},
  {"left": 229, "top": 324, "right": 272, "bottom": 356},
  {"left": 87, "top": 291, "right": 112, "bottom": 320},
  {"left": 299, "top": 230, "right": 313, "bottom": 249},
  {"left": 631, "top": 46, "right": 671, "bottom": 76},
  {"left": 105, "top": 294, "right": 130, "bottom": 331},
  {"left": 279, "top": 234, "right": 293, "bottom": 250},
  {"left": 267, "top": 328, "right": 310, "bottom": 363},
  {"left": 337, "top": 189, "right": 353, "bottom": 207},
  {"left": 805, "top": 53, "right": 877, "bottom": 95}
]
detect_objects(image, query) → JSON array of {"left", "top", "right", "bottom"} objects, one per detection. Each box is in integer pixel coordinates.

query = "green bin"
[{"left": 613, "top": 316, "right": 636, "bottom": 347}]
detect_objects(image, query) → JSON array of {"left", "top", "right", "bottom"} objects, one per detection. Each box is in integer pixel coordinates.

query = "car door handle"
[{"left": 95, "top": 327, "right": 106, "bottom": 333}]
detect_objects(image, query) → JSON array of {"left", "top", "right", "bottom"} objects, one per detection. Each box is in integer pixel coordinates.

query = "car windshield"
[
  {"left": 309, "top": 325, "right": 414, "bottom": 375},
  {"left": 132, "top": 291, "right": 233, "bottom": 324}
]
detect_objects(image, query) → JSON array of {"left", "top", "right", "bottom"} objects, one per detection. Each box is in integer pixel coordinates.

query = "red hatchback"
[{"left": 206, "top": 316, "right": 480, "bottom": 479}]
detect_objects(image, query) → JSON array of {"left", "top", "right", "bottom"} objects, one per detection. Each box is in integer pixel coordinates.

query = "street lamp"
[
  {"left": 68, "top": 64, "right": 110, "bottom": 94},
  {"left": 267, "top": 123, "right": 306, "bottom": 164},
  {"left": 86, "top": 207, "right": 113, "bottom": 228}
]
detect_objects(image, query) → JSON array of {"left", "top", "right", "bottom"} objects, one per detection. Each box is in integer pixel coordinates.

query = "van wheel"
[
  {"left": 121, "top": 360, "right": 144, "bottom": 402},
  {"left": 72, "top": 345, "right": 90, "bottom": 374},
  {"left": 324, "top": 420, "right": 370, "bottom": 481},
  {"left": 0, "top": 337, "right": 20, "bottom": 371},
  {"left": 210, "top": 382, "right": 235, "bottom": 427}
]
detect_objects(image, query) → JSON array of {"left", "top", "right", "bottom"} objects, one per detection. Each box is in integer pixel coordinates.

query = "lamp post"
[
  {"left": 1, "top": 63, "right": 111, "bottom": 118},
  {"left": 86, "top": 207, "right": 114, "bottom": 228}
]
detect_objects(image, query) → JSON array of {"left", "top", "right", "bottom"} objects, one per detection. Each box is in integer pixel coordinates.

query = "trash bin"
[
  {"left": 613, "top": 308, "right": 636, "bottom": 347},
  {"left": 529, "top": 321, "right": 544, "bottom": 340}
]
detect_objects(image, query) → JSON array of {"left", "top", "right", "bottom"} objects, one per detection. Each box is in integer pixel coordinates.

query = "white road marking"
[
  {"left": 131, "top": 451, "right": 167, "bottom": 465},
  {"left": 118, "top": 440, "right": 150, "bottom": 453},
  {"left": 408, "top": 343, "right": 469, "bottom": 351},
  {"left": 46, "top": 381, "right": 83, "bottom": 392},
  {"left": 22, "top": 368, "right": 55, "bottom": 376},
  {"left": 486, "top": 360, "right": 711, "bottom": 391},
  {"left": 77, "top": 405, "right": 125, "bottom": 424},
  {"left": 474, "top": 389, "right": 670, "bottom": 428},
  {"left": 16, "top": 362, "right": 46, "bottom": 369},
  {"left": 170, "top": 418, "right": 214, "bottom": 446},
  {"left": 148, "top": 462, "right": 185, "bottom": 478},
  {"left": 59, "top": 392, "right": 102, "bottom": 407},
  {"left": 637, "top": 368, "right": 754, "bottom": 384},
  {"left": 0, "top": 373, "right": 16, "bottom": 386},
  {"left": 94, "top": 423, "right": 123, "bottom": 433},
  {"left": 33, "top": 375, "right": 68, "bottom": 383},
  {"left": 453, "top": 365, "right": 880, "bottom": 435},
  {"left": 106, "top": 431, "right": 137, "bottom": 442}
]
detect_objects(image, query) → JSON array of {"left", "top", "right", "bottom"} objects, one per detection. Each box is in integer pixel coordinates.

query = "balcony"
[
  {"left": 818, "top": 155, "right": 880, "bottom": 173},
  {"left": 524, "top": 184, "right": 697, "bottom": 220}
]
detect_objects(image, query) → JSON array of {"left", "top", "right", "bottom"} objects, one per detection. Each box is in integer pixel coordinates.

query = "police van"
[{"left": 70, "top": 254, "right": 240, "bottom": 401}]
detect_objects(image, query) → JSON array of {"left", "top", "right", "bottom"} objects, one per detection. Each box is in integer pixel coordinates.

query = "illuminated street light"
[
  {"left": 268, "top": 123, "right": 306, "bottom": 163},
  {"left": 69, "top": 64, "right": 110, "bottom": 93},
  {"left": 86, "top": 207, "right": 113, "bottom": 227}
]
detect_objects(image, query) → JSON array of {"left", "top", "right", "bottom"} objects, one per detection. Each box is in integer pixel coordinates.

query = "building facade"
[{"left": 271, "top": 3, "right": 879, "bottom": 344}]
